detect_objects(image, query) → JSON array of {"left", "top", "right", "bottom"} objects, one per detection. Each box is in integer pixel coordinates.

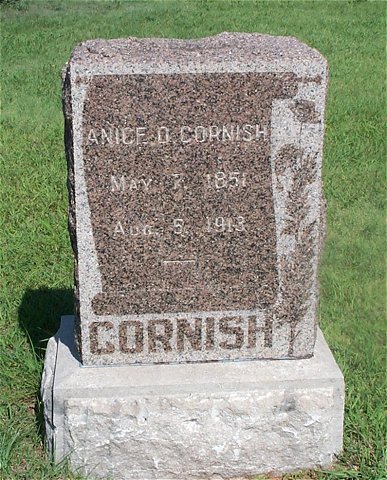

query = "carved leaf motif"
[
  {"left": 274, "top": 144, "right": 302, "bottom": 181},
  {"left": 274, "top": 142, "right": 318, "bottom": 351},
  {"left": 290, "top": 100, "right": 320, "bottom": 124}
]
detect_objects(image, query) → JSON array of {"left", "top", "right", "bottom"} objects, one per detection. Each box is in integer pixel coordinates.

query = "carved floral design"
[{"left": 273, "top": 143, "right": 319, "bottom": 356}]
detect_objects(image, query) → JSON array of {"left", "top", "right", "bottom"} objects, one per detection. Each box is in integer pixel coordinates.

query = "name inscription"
[
  {"left": 89, "top": 315, "right": 272, "bottom": 356},
  {"left": 87, "top": 123, "right": 267, "bottom": 146}
]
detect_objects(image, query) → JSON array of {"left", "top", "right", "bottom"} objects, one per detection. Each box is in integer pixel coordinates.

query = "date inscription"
[
  {"left": 111, "top": 170, "right": 249, "bottom": 238},
  {"left": 110, "top": 171, "right": 248, "bottom": 194},
  {"left": 113, "top": 216, "right": 246, "bottom": 237}
]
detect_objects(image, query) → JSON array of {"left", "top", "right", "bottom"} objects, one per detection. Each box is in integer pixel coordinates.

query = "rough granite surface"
[
  {"left": 63, "top": 33, "right": 328, "bottom": 365},
  {"left": 42, "top": 316, "right": 344, "bottom": 479}
]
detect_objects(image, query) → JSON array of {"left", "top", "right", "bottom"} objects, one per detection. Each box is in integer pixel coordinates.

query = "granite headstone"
[
  {"left": 41, "top": 34, "right": 344, "bottom": 479},
  {"left": 64, "top": 33, "right": 327, "bottom": 366}
]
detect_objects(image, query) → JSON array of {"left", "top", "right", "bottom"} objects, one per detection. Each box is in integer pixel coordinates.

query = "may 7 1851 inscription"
[{"left": 64, "top": 33, "right": 328, "bottom": 365}]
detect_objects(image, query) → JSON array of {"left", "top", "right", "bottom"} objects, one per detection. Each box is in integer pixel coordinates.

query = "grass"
[{"left": 0, "top": 0, "right": 385, "bottom": 478}]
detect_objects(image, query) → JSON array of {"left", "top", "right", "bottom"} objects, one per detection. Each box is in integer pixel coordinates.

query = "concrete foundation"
[{"left": 41, "top": 316, "right": 344, "bottom": 479}]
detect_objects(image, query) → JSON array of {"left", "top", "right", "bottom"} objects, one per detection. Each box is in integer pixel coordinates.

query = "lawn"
[{"left": 0, "top": 0, "right": 385, "bottom": 479}]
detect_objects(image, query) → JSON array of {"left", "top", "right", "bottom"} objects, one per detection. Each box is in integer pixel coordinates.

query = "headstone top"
[{"left": 69, "top": 32, "right": 327, "bottom": 76}]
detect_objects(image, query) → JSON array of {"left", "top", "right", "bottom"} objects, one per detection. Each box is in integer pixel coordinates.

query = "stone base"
[{"left": 41, "top": 316, "right": 344, "bottom": 480}]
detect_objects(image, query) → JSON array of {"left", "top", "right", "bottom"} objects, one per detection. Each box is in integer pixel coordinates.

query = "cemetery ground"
[{"left": 0, "top": 1, "right": 385, "bottom": 479}]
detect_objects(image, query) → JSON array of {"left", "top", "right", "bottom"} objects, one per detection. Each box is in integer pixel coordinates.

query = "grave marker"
[
  {"left": 42, "top": 34, "right": 344, "bottom": 479},
  {"left": 64, "top": 33, "right": 328, "bottom": 365}
]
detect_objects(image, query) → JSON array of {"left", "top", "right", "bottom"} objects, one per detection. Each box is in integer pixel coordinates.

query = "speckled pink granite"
[{"left": 63, "top": 33, "right": 328, "bottom": 365}]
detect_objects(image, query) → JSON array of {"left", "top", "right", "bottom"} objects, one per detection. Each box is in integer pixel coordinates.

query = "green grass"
[{"left": 0, "top": 0, "right": 385, "bottom": 478}]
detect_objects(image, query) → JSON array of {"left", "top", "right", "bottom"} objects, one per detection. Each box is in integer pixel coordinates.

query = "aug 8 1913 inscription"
[{"left": 64, "top": 33, "right": 328, "bottom": 365}]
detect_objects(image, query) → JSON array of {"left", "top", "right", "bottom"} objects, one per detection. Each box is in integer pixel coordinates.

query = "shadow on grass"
[
  {"left": 17, "top": 288, "right": 74, "bottom": 447},
  {"left": 18, "top": 287, "right": 74, "bottom": 361}
]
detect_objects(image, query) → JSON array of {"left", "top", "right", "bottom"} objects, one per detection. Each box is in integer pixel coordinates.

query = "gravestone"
[
  {"left": 65, "top": 33, "right": 326, "bottom": 366},
  {"left": 42, "top": 33, "right": 344, "bottom": 479}
]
